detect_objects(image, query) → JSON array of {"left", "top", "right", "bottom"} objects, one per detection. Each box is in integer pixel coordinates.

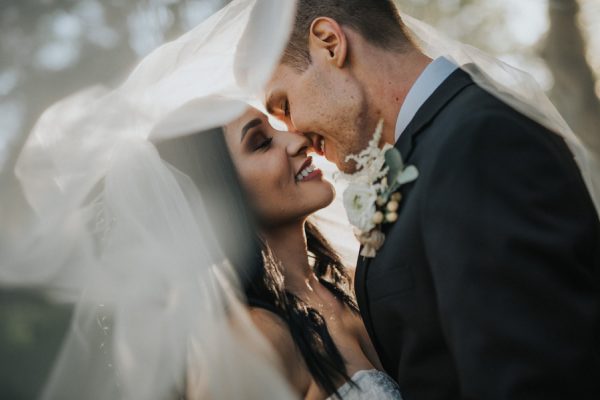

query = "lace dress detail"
[{"left": 326, "top": 369, "right": 403, "bottom": 400}]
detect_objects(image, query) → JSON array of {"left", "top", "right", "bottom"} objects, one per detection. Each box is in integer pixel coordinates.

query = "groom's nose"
[
  {"left": 285, "top": 127, "right": 314, "bottom": 145},
  {"left": 301, "top": 132, "right": 322, "bottom": 153}
]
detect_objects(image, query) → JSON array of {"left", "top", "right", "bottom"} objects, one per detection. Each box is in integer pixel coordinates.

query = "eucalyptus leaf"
[
  {"left": 385, "top": 148, "right": 404, "bottom": 172},
  {"left": 384, "top": 148, "right": 404, "bottom": 192},
  {"left": 397, "top": 165, "right": 419, "bottom": 185}
]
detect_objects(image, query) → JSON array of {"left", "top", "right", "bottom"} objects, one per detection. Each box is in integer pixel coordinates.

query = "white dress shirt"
[{"left": 395, "top": 57, "right": 458, "bottom": 142}]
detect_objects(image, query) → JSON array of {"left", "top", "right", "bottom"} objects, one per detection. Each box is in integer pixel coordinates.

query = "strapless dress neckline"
[{"left": 326, "top": 369, "right": 403, "bottom": 399}]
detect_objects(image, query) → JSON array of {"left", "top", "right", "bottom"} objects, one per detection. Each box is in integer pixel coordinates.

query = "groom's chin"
[{"left": 336, "top": 158, "right": 358, "bottom": 174}]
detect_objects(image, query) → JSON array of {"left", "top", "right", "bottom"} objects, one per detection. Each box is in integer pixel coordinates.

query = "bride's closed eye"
[
  {"left": 253, "top": 134, "right": 273, "bottom": 152},
  {"left": 239, "top": 118, "right": 272, "bottom": 152},
  {"left": 247, "top": 130, "right": 273, "bottom": 152}
]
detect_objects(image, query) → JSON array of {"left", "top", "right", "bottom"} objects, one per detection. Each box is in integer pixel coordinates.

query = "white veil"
[
  {"left": 401, "top": 13, "right": 600, "bottom": 212},
  {"left": 0, "top": 1, "right": 298, "bottom": 399}
]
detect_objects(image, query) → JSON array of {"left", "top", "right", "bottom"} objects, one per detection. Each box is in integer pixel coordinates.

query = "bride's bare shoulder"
[{"left": 248, "top": 307, "right": 292, "bottom": 350}]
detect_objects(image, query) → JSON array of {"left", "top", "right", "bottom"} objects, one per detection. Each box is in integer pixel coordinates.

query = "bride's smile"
[
  {"left": 224, "top": 108, "right": 335, "bottom": 227},
  {"left": 295, "top": 156, "right": 322, "bottom": 183}
]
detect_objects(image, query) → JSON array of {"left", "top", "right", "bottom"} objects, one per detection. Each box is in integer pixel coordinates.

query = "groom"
[{"left": 265, "top": 0, "right": 600, "bottom": 399}]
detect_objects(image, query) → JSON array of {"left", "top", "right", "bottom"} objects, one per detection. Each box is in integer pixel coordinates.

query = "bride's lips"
[
  {"left": 296, "top": 156, "right": 313, "bottom": 176},
  {"left": 295, "top": 156, "right": 323, "bottom": 183},
  {"left": 302, "top": 168, "right": 323, "bottom": 182}
]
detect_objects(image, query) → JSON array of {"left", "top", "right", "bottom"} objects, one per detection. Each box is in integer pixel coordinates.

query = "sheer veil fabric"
[
  {"left": 401, "top": 14, "right": 600, "bottom": 213},
  {"left": 0, "top": 1, "right": 298, "bottom": 399}
]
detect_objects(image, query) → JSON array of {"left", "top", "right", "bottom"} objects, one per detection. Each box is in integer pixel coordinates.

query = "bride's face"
[{"left": 224, "top": 108, "right": 335, "bottom": 227}]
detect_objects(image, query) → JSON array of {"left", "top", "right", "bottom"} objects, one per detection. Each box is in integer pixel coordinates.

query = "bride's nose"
[{"left": 282, "top": 131, "right": 310, "bottom": 158}]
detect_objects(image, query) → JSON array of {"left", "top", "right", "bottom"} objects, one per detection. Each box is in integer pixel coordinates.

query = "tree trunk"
[{"left": 541, "top": 0, "right": 600, "bottom": 153}]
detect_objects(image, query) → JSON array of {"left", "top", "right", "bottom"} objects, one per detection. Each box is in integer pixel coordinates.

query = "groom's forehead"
[
  {"left": 265, "top": 65, "right": 302, "bottom": 103},
  {"left": 264, "top": 71, "right": 287, "bottom": 111}
]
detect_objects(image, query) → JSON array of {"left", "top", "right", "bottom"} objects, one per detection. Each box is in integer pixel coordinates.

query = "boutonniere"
[{"left": 340, "top": 120, "right": 419, "bottom": 258}]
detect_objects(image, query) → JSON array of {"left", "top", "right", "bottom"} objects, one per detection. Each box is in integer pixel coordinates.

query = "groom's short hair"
[{"left": 282, "top": 0, "right": 414, "bottom": 71}]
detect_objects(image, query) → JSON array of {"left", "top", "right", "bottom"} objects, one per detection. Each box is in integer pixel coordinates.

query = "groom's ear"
[{"left": 308, "top": 17, "right": 348, "bottom": 69}]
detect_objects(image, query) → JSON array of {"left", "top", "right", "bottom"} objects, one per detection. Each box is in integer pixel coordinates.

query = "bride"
[
  {"left": 224, "top": 108, "right": 402, "bottom": 399},
  {"left": 158, "top": 106, "right": 403, "bottom": 399}
]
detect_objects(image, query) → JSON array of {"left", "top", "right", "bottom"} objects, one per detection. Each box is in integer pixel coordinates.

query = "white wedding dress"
[{"left": 328, "top": 370, "right": 403, "bottom": 400}]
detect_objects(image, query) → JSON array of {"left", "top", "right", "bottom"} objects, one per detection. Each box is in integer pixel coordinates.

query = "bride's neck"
[{"left": 262, "top": 221, "right": 315, "bottom": 292}]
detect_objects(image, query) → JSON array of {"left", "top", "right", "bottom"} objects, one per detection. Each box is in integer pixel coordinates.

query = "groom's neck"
[{"left": 355, "top": 43, "right": 432, "bottom": 144}]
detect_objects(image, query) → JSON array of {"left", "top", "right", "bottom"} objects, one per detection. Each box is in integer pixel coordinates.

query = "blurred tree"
[
  {"left": 541, "top": 0, "right": 600, "bottom": 152},
  {"left": 0, "top": 291, "right": 71, "bottom": 400},
  {"left": 395, "top": 0, "right": 509, "bottom": 52}
]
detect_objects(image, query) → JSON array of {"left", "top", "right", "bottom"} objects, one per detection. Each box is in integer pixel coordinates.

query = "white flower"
[
  {"left": 342, "top": 120, "right": 388, "bottom": 183},
  {"left": 343, "top": 184, "right": 378, "bottom": 232},
  {"left": 357, "top": 230, "right": 386, "bottom": 258},
  {"left": 339, "top": 118, "right": 419, "bottom": 258}
]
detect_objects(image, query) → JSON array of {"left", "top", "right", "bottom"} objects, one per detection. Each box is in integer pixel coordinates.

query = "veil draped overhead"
[
  {"left": 0, "top": 1, "right": 298, "bottom": 399},
  {"left": 401, "top": 14, "right": 600, "bottom": 212}
]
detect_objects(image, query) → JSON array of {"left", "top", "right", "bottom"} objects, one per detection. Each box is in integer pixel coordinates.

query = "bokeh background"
[
  {"left": 0, "top": 0, "right": 598, "bottom": 398},
  {"left": 1, "top": 0, "right": 599, "bottom": 171}
]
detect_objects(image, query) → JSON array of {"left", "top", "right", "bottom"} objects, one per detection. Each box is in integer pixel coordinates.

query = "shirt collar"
[{"left": 394, "top": 57, "right": 458, "bottom": 142}]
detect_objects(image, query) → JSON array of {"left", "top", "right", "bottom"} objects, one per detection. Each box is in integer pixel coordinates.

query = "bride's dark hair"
[
  {"left": 156, "top": 127, "right": 358, "bottom": 398},
  {"left": 249, "top": 221, "right": 359, "bottom": 398}
]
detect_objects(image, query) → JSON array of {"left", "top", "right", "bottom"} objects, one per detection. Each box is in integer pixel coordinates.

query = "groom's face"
[
  {"left": 265, "top": 22, "right": 376, "bottom": 172},
  {"left": 266, "top": 63, "right": 373, "bottom": 172}
]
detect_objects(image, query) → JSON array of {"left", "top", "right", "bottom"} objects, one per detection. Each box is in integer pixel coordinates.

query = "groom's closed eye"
[{"left": 266, "top": 92, "right": 290, "bottom": 120}]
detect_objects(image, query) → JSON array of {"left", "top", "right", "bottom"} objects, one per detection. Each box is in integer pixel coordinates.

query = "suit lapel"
[
  {"left": 355, "top": 253, "right": 370, "bottom": 316},
  {"left": 354, "top": 253, "right": 379, "bottom": 354},
  {"left": 395, "top": 67, "right": 474, "bottom": 160}
]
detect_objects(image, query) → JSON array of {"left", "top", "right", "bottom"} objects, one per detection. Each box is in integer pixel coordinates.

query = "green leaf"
[
  {"left": 384, "top": 148, "right": 404, "bottom": 191},
  {"left": 397, "top": 165, "right": 419, "bottom": 185},
  {"left": 385, "top": 148, "right": 404, "bottom": 171}
]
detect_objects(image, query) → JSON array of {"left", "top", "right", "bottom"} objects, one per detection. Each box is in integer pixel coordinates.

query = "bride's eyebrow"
[{"left": 240, "top": 118, "right": 262, "bottom": 142}]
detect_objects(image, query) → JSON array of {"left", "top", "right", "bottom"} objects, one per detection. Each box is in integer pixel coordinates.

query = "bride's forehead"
[
  {"left": 225, "top": 107, "right": 288, "bottom": 136},
  {"left": 242, "top": 107, "right": 264, "bottom": 119}
]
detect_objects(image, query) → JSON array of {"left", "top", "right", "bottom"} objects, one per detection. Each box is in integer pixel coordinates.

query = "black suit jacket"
[{"left": 355, "top": 69, "right": 600, "bottom": 399}]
